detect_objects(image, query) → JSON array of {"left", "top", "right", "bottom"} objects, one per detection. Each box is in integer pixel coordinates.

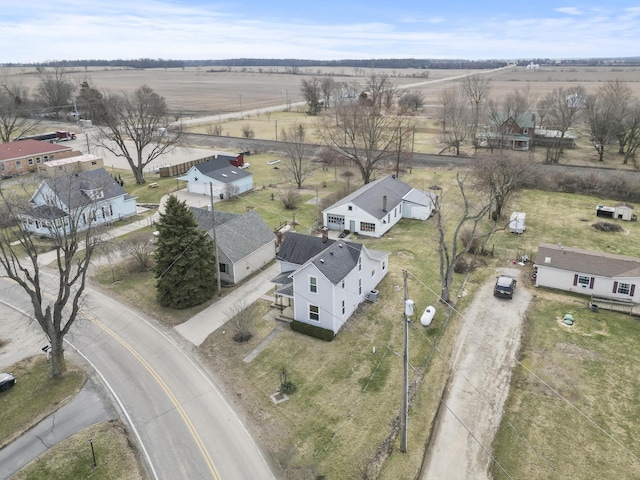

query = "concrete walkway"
[{"left": 174, "top": 262, "right": 280, "bottom": 346}]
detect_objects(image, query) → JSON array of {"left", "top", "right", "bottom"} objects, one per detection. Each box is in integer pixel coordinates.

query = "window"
[
  {"left": 618, "top": 282, "right": 631, "bottom": 295},
  {"left": 309, "top": 305, "right": 319, "bottom": 321},
  {"left": 387, "top": 213, "right": 391, "bottom": 223},
  {"left": 360, "top": 222, "right": 375, "bottom": 232},
  {"left": 573, "top": 274, "right": 594, "bottom": 289},
  {"left": 382, "top": 261, "right": 386, "bottom": 271},
  {"left": 394, "top": 207, "right": 397, "bottom": 218},
  {"left": 35, "top": 157, "right": 41, "bottom": 164},
  {"left": 358, "top": 257, "right": 362, "bottom": 271},
  {"left": 341, "top": 299, "right": 345, "bottom": 315},
  {"left": 28, "top": 158, "right": 34, "bottom": 166},
  {"left": 15, "top": 160, "right": 21, "bottom": 168},
  {"left": 309, "top": 276, "right": 317, "bottom": 293},
  {"left": 358, "top": 278, "right": 362, "bottom": 295},
  {"left": 327, "top": 215, "right": 344, "bottom": 225},
  {"left": 371, "top": 269, "right": 375, "bottom": 277},
  {"left": 348, "top": 205, "right": 353, "bottom": 211},
  {"left": 219, "top": 263, "right": 227, "bottom": 273},
  {"left": 341, "top": 280, "right": 345, "bottom": 289}
]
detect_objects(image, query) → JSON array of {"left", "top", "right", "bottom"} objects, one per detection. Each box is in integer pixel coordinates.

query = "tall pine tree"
[{"left": 154, "top": 195, "right": 217, "bottom": 308}]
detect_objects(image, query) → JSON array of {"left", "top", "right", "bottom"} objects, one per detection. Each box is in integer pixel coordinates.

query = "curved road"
[{"left": 0, "top": 275, "right": 276, "bottom": 480}]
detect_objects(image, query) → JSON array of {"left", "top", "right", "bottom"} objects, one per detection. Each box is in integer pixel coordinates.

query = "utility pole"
[
  {"left": 209, "top": 183, "right": 222, "bottom": 297},
  {"left": 401, "top": 269, "right": 411, "bottom": 452}
]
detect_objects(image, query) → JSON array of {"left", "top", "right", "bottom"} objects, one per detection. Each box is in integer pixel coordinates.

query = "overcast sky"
[{"left": 2, "top": 0, "right": 639, "bottom": 63}]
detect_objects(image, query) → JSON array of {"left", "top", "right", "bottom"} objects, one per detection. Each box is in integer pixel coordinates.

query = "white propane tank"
[{"left": 420, "top": 306, "right": 436, "bottom": 327}]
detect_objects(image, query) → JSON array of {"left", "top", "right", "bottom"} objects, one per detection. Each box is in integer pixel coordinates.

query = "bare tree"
[
  {"left": 585, "top": 91, "right": 615, "bottom": 162},
  {"left": 537, "top": 86, "right": 585, "bottom": 162},
  {"left": 319, "top": 74, "right": 399, "bottom": 184},
  {"left": 121, "top": 230, "right": 154, "bottom": 270},
  {"left": 435, "top": 172, "right": 504, "bottom": 304},
  {"left": 0, "top": 81, "right": 39, "bottom": 142},
  {"left": 300, "top": 77, "right": 322, "bottom": 115},
  {"left": 36, "top": 66, "right": 75, "bottom": 117},
  {"left": 281, "top": 124, "right": 312, "bottom": 188},
  {"left": 226, "top": 301, "right": 258, "bottom": 342},
  {"left": 398, "top": 91, "right": 425, "bottom": 114},
  {"left": 320, "top": 77, "right": 337, "bottom": 109},
  {"left": 93, "top": 85, "right": 181, "bottom": 184},
  {"left": 471, "top": 153, "right": 534, "bottom": 221},
  {"left": 391, "top": 115, "right": 417, "bottom": 177},
  {"left": 0, "top": 173, "right": 110, "bottom": 377},
  {"left": 438, "top": 84, "right": 469, "bottom": 155},
  {"left": 624, "top": 101, "right": 640, "bottom": 166},
  {"left": 600, "top": 80, "right": 634, "bottom": 156},
  {"left": 462, "top": 74, "right": 490, "bottom": 152}
]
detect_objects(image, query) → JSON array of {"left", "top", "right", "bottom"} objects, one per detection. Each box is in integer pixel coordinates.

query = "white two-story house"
[{"left": 272, "top": 231, "right": 389, "bottom": 335}]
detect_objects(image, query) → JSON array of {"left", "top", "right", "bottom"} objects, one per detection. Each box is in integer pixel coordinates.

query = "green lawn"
[
  {"left": 492, "top": 291, "right": 640, "bottom": 480},
  {"left": 12, "top": 420, "right": 144, "bottom": 480},
  {"left": 0, "top": 356, "right": 85, "bottom": 450}
]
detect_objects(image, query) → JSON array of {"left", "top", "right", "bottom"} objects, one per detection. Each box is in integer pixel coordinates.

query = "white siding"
[{"left": 536, "top": 266, "right": 640, "bottom": 302}]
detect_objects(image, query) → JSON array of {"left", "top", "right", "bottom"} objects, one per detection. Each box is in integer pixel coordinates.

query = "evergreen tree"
[{"left": 154, "top": 195, "right": 216, "bottom": 308}]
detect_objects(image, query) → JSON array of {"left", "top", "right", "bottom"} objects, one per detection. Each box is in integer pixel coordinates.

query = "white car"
[{"left": 0, "top": 372, "right": 16, "bottom": 391}]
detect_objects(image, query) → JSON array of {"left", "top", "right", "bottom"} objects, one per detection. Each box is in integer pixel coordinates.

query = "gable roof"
[
  {"left": 536, "top": 243, "right": 640, "bottom": 278},
  {"left": 402, "top": 188, "right": 436, "bottom": 206},
  {"left": 277, "top": 231, "right": 336, "bottom": 265},
  {"left": 0, "top": 139, "right": 73, "bottom": 161},
  {"left": 195, "top": 157, "right": 234, "bottom": 174},
  {"left": 276, "top": 231, "right": 386, "bottom": 285},
  {"left": 191, "top": 207, "right": 275, "bottom": 263},
  {"left": 38, "top": 168, "right": 128, "bottom": 210},
  {"left": 323, "top": 175, "right": 413, "bottom": 220},
  {"left": 196, "top": 164, "right": 252, "bottom": 184},
  {"left": 494, "top": 112, "right": 536, "bottom": 129}
]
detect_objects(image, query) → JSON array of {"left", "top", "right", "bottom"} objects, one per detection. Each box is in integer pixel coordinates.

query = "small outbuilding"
[
  {"left": 509, "top": 212, "right": 526, "bottom": 234},
  {"left": 615, "top": 203, "right": 636, "bottom": 221}
]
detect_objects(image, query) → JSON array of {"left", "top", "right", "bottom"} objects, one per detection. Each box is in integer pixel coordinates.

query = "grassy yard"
[
  {"left": 12, "top": 420, "right": 144, "bottom": 480},
  {"left": 92, "top": 158, "right": 640, "bottom": 478},
  {"left": 491, "top": 290, "right": 640, "bottom": 479},
  {"left": 0, "top": 356, "right": 85, "bottom": 450}
]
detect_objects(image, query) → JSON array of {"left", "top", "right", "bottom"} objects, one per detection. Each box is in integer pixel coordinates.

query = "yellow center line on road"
[{"left": 87, "top": 314, "right": 222, "bottom": 480}]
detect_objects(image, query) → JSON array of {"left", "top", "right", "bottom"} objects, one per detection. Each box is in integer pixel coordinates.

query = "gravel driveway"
[{"left": 421, "top": 266, "right": 533, "bottom": 480}]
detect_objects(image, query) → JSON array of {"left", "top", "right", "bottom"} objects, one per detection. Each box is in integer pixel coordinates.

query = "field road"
[
  {"left": 0, "top": 274, "right": 277, "bottom": 480},
  {"left": 420, "top": 267, "right": 533, "bottom": 480},
  {"left": 172, "top": 65, "right": 516, "bottom": 128}
]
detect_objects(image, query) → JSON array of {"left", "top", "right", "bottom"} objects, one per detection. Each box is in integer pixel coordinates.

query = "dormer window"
[{"left": 82, "top": 188, "right": 104, "bottom": 200}]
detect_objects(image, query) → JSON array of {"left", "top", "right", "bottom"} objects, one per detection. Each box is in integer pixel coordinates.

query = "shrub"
[
  {"left": 592, "top": 221, "right": 623, "bottom": 232},
  {"left": 280, "top": 381, "right": 297, "bottom": 395},
  {"left": 241, "top": 124, "right": 255, "bottom": 138},
  {"left": 290, "top": 320, "right": 335, "bottom": 341},
  {"left": 280, "top": 187, "right": 300, "bottom": 210},
  {"left": 453, "top": 256, "right": 471, "bottom": 274},
  {"left": 460, "top": 228, "right": 482, "bottom": 254}
]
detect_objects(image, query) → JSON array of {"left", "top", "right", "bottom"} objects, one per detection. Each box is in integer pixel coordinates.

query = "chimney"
[
  {"left": 382, "top": 195, "right": 387, "bottom": 212},
  {"left": 321, "top": 226, "right": 328, "bottom": 243}
]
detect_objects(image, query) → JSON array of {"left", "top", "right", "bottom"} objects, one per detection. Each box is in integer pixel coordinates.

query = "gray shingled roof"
[
  {"left": 276, "top": 231, "right": 336, "bottom": 265},
  {"left": 191, "top": 207, "right": 275, "bottom": 263},
  {"left": 403, "top": 188, "right": 436, "bottom": 206},
  {"left": 536, "top": 243, "right": 640, "bottom": 277},
  {"left": 277, "top": 231, "right": 375, "bottom": 285},
  {"left": 198, "top": 164, "right": 251, "bottom": 184},
  {"left": 39, "top": 168, "right": 128, "bottom": 210},
  {"left": 322, "top": 175, "right": 413, "bottom": 221}
]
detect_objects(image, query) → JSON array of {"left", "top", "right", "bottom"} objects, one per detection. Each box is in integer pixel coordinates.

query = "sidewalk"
[{"left": 174, "top": 262, "right": 280, "bottom": 346}]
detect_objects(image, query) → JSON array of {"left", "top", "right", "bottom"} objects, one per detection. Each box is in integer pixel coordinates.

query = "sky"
[{"left": 1, "top": 0, "right": 639, "bottom": 63}]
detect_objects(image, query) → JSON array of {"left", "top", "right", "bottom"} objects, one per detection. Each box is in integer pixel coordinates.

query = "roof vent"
[
  {"left": 338, "top": 243, "right": 343, "bottom": 248},
  {"left": 320, "top": 259, "right": 325, "bottom": 263}
]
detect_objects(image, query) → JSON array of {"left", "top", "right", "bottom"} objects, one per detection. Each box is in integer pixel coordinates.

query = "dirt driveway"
[{"left": 421, "top": 266, "right": 533, "bottom": 480}]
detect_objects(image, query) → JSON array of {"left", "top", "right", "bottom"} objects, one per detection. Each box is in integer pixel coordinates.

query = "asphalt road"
[{"left": 0, "top": 273, "right": 276, "bottom": 479}]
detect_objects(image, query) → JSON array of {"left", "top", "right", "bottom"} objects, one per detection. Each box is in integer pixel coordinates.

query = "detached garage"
[{"left": 179, "top": 158, "right": 253, "bottom": 197}]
